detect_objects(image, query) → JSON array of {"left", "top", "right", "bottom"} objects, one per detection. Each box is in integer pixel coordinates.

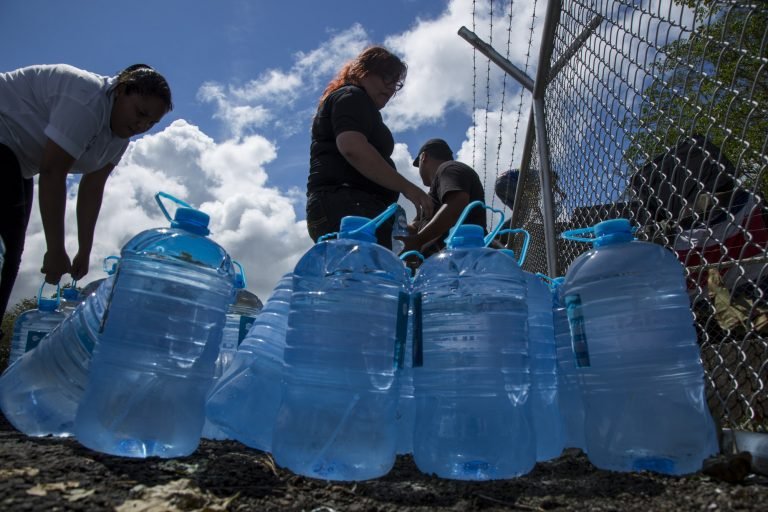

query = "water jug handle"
[
  {"left": 38, "top": 280, "right": 61, "bottom": 307},
  {"left": 560, "top": 225, "right": 599, "bottom": 243},
  {"left": 154, "top": 192, "right": 194, "bottom": 223},
  {"left": 315, "top": 203, "right": 402, "bottom": 241},
  {"left": 445, "top": 200, "right": 506, "bottom": 248},
  {"left": 399, "top": 250, "right": 425, "bottom": 262},
  {"left": 317, "top": 232, "right": 339, "bottom": 242},
  {"left": 371, "top": 203, "right": 400, "bottom": 228},
  {"left": 496, "top": 228, "right": 530, "bottom": 266},
  {"left": 561, "top": 224, "right": 640, "bottom": 244},
  {"left": 103, "top": 255, "right": 120, "bottom": 275},
  {"left": 232, "top": 260, "right": 246, "bottom": 289}
]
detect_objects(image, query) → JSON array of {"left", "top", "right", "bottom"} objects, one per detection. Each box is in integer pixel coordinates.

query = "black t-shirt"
[
  {"left": 308, "top": 84, "right": 398, "bottom": 203},
  {"left": 425, "top": 160, "right": 487, "bottom": 250}
]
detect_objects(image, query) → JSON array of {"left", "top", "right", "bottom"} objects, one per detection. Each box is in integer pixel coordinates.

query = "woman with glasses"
[
  {"left": 0, "top": 63, "right": 173, "bottom": 329},
  {"left": 306, "top": 46, "right": 433, "bottom": 248}
]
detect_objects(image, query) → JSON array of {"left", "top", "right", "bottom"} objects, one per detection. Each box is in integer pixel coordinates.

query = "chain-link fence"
[{"left": 473, "top": 0, "right": 767, "bottom": 432}]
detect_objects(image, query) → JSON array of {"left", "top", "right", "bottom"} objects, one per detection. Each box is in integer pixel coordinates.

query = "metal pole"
[
  {"left": 509, "top": 110, "right": 535, "bottom": 229},
  {"left": 458, "top": 26, "right": 535, "bottom": 92},
  {"left": 548, "top": 15, "right": 603, "bottom": 85},
  {"left": 531, "top": 0, "right": 563, "bottom": 277}
]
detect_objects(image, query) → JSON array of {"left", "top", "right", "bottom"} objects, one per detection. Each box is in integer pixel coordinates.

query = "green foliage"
[
  {"left": 0, "top": 297, "right": 37, "bottom": 373},
  {"left": 625, "top": 2, "right": 767, "bottom": 197}
]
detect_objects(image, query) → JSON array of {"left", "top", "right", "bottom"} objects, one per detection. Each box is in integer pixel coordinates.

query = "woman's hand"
[
  {"left": 41, "top": 249, "right": 72, "bottom": 284},
  {"left": 403, "top": 183, "right": 434, "bottom": 220}
]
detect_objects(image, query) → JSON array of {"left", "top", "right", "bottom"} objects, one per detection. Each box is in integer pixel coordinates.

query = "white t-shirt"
[{"left": 0, "top": 64, "right": 129, "bottom": 178}]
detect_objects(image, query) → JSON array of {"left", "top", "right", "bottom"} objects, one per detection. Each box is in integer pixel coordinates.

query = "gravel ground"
[{"left": 1, "top": 412, "right": 767, "bottom": 511}]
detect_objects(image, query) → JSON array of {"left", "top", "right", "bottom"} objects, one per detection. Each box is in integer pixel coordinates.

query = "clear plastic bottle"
[
  {"left": 201, "top": 287, "right": 263, "bottom": 441},
  {"left": 7, "top": 283, "right": 66, "bottom": 367},
  {"left": 411, "top": 223, "right": 534, "bottom": 480},
  {"left": 391, "top": 204, "right": 409, "bottom": 255},
  {"left": 73, "top": 193, "right": 238, "bottom": 458},
  {"left": 525, "top": 272, "right": 564, "bottom": 462},
  {"left": 549, "top": 277, "right": 587, "bottom": 452},
  {"left": 0, "top": 276, "right": 114, "bottom": 436},
  {"left": 561, "top": 219, "right": 719, "bottom": 474},
  {"left": 271, "top": 214, "right": 410, "bottom": 481},
  {"left": 205, "top": 273, "right": 292, "bottom": 450}
]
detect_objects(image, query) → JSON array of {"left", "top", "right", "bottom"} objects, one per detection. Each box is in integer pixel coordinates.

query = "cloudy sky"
[{"left": 2, "top": 0, "right": 543, "bottom": 306}]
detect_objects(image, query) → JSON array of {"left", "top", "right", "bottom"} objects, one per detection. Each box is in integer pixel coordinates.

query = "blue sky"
[{"left": 2, "top": 0, "right": 542, "bottom": 305}]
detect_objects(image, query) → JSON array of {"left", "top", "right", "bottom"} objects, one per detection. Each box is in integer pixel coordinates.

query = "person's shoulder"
[
  {"left": 438, "top": 160, "right": 476, "bottom": 175},
  {"left": 20, "top": 64, "right": 106, "bottom": 91}
]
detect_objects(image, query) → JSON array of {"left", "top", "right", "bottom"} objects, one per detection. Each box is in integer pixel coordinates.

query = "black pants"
[
  {"left": 306, "top": 186, "right": 394, "bottom": 249},
  {"left": 0, "top": 143, "right": 34, "bottom": 320}
]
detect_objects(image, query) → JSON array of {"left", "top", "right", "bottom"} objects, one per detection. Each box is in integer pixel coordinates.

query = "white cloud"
[
  {"left": 10, "top": 119, "right": 312, "bottom": 310},
  {"left": 10, "top": 0, "right": 547, "bottom": 311}
]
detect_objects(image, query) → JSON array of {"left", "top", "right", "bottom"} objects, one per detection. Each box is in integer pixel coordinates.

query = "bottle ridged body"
[
  {"left": 205, "top": 273, "right": 292, "bottom": 451},
  {"left": 411, "top": 248, "right": 535, "bottom": 480},
  {"left": 202, "top": 290, "right": 263, "bottom": 440},
  {"left": 0, "top": 278, "right": 113, "bottom": 436},
  {"left": 552, "top": 284, "right": 586, "bottom": 451},
  {"left": 8, "top": 306, "right": 67, "bottom": 367},
  {"left": 563, "top": 239, "right": 719, "bottom": 474},
  {"left": 525, "top": 272, "right": 564, "bottom": 461},
  {"left": 271, "top": 239, "right": 410, "bottom": 481}
]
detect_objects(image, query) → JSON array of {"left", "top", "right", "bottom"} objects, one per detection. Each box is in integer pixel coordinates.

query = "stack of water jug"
[{"left": 0, "top": 197, "right": 719, "bottom": 480}]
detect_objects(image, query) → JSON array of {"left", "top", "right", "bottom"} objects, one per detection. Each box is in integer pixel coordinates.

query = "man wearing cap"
[{"left": 400, "top": 138, "right": 487, "bottom": 260}]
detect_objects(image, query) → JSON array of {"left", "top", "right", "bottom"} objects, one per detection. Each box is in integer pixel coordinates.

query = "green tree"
[{"left": 625, "top": 2, "right": 767, "bottom": 197}]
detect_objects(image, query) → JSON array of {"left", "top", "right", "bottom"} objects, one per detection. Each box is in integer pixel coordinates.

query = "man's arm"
[
  {"left": 402, "top": 190, "right": 470, "bottom": 253},
  {"left": 71, "top": 163, "right": 114, "bottom": 280},
  {"left": 38, "top": 138, "right": 76, "bottom": 283}
]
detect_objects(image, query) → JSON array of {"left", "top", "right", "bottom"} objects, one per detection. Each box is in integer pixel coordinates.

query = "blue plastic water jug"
[
  {"left": 205, "top": 272, "right": 293, "bottom": 451},
  {"left": 544, "top": 276, "right": 587, "bottom": 452},
  {"left": 202, "top": 263, "right": 262, "bottom": 441},
  {"left": 395, "top": 304, "right": 416, "bottom": 455},
  {"left": 411, "top": 202, "right": 535, "bottom": 480},
  {"left": 60, "top": 284, "right": 83, "bottom": 316},
  {"left": 78, "top": 256, "right": 120, "bottom": 299},
  {"left": 525, "top": 272, "right": 564, "bottom": 462},
  {"left": 271, "top": 206, "right": 411, "bottom": 481},
  {"left": 0, "top": 272, "right": 115, "bottom": 436},
  {"left": 394, "top": 250, "right": 424, "bottom": 456},
  {"left": 73, "top": 192, "right": 238, "bottom": 458},
  {"left": 7, "top": 282, "right": 67, "bottom": 366},
  {"left": 560, "top": 219, "right": 719, "bottom": 474}
]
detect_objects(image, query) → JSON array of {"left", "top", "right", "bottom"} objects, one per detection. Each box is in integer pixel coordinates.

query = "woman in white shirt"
[{"left": 0, "top": 63, "right": 172, "bottom": 327}]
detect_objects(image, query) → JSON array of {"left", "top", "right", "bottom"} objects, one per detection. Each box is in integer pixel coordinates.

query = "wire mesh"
[{"left": 479, "top": 0, "right": 767, "bottom": 431}]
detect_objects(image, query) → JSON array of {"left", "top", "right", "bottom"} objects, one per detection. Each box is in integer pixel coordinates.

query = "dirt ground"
[{"left": 0, "top": 412, "right": 766, "bottom": 512}]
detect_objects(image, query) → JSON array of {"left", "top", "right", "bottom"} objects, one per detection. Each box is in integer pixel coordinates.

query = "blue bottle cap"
[
  {"left": 446, "top": 224, "right": 484, "bottom": 248},
  {"left": 171, "top": 207, "right": 211, "bottom": 236},
  {"left": 62, "top": 287, "right": 80, "bottom": 301},
  {"left": 339, "top": 216, "right": 376, "bottom": 243},
  {"left": 593, "top": 219, "right": 634, "bottom": 247}
]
